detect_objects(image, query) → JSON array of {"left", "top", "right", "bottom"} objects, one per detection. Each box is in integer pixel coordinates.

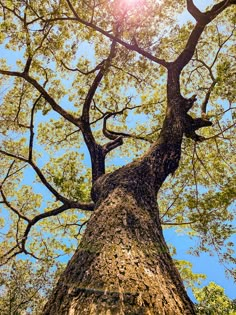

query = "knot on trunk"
[
  {"left": 184, "top": 115, "right": 212, "bottom": 141},
  {"left": 184, "top": 94, "right": 197, "bottom": 111}
]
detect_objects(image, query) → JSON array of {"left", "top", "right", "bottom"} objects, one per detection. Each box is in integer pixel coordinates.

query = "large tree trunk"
[
  {"left": 41, "top": 61, "right": 214, "bottom": 313},
  {"left": 40, "top": 64, "right": 213, "bottom": 315},
  {"left": 43, "top": 133, "right": 196, "bottom": 314}
]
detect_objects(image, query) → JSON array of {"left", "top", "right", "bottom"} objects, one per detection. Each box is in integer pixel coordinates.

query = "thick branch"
[
  {"left": 175, "top": 0, "right": 236, "bottom": 71},
  {"left": 184, "top": 116, "right": 213, "bottom": 141},
  {"left": 103, "top": 137, "right": 123, "bottom": 155},
  {"left": 186, "top": 0, "right": 208, "bottom": 22},
  {"left": 206, "top": 0, "right": 236, "bottom": 21}
]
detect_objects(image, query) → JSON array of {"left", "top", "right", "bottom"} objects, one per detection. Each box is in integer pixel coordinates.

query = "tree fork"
[
  {"left": 42, "top": 12, "right": 216, "bottom": 312},
  {"left": 43, "top": 105, "right": 205, "bottom": 314}
]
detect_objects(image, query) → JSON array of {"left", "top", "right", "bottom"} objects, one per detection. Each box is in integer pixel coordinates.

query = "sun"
[
  {"left": 113, "top": 0, "right": 145, "bottom": 13},
  {"left": 117, "top": 0, "right": 162, "bottom": 11},
  {"left": 111, "top": 0, "right": 162, "bottom": 20},
  {"left": 125, "top": 0, "right": 139, "bottom": 4},
  {"left": 124, "top": 0, "right": 143, "bottom": 7}
]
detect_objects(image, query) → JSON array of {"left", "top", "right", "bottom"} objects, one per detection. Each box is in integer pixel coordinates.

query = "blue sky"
[{"left": 164, "top": 228, "right": 235, "bottom": 300}]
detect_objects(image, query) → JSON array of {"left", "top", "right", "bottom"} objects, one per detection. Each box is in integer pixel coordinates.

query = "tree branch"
[
  {"left": 0, "top": 149, "right": 94, "bottom": 210},
  {"left": 44, "top": 16, "right": 168, "bottom": 68},
  {"left": 206, "top": 0, "right": 236, "bottom": 22},
  {"left": 0, "top": 69, "right": 81, "bottom": 127},
  {"left": 186, "top": 0, "right": 208, "bottom": 22},
  {"left": 29, "top": 95, "right": 42, "bottom": 161},
  {"left": 22, "top": 201, "right": 93, "bottom": 253},
  {"left": 203, "top": 122, "right": 236, "bottom": 141},
  {"left": 175, "top": 0, "right": 236, "bottom": 71},
  {"left": 61, "top": 59, "right": 105, "bottom": 75},
  {"left": 0, "top": 189, "right": 30, "bottom": 222},
  {"left": 79, "top": 39, "right": 119, "bottom": 182},
  {"left": 161, "top": 220, "right": 197, "bottom": 226},
  {"left": 82, "top": 39, "right": 117, "bottom": 123}
]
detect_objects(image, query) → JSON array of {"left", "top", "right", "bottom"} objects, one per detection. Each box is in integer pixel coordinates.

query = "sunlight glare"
[
  {"left": 112, "top": 0, "right": 163, "bottom": 19},
  {"left": 117, "top": 0, "right": 145, "bottom": 10},
  {"left": 118, "top": 0, "right": 162, "bottom": 10}
]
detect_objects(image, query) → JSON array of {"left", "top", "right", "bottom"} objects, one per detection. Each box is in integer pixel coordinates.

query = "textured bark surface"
[
  {"left": 43, "top": 191, "right": 195, "bottom": 314},
  {"left": 42, "top": 44, "right": 218, "bottom": 314},
  {"left": 43, "top": 129, "right": 196, "bottom": 314}
]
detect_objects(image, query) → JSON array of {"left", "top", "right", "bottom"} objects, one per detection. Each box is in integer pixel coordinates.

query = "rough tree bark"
[
  {"left": 42, "top": 1, "right": 234, "bottom": 314},
  {"left": 43, "top": 62, "right": 212, "bottom": 314}
]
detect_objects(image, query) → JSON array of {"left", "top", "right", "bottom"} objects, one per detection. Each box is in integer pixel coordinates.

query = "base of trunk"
[{"left": 43, "top": 186, "right": 195, "bottom": 315}]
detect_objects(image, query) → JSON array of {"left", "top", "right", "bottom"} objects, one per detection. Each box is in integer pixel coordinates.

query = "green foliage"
[
  {"left": 0, "top": 0, "right": 235, "bottom": 312},
  {"left": 174, "top": 259, "right": 206, "bottom": 290},
  {"left": 194, "top": 282, "right": 236, "bottom": 315},
  {"left": 0, "top": 259, "right": 64, "bottom": 315}
]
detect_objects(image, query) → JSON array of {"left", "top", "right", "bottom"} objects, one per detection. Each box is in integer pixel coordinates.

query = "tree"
[
  {"left": 194, "top": 282, "right": 236, "bottom": 314},
  {"left": 0, "top": 0, "right": 235, "bottom": 314}
]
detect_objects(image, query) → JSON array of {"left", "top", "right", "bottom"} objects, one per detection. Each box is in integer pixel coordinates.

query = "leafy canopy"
[{"left": 0, "top": 0, "right": 235, "bottom": 313}]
